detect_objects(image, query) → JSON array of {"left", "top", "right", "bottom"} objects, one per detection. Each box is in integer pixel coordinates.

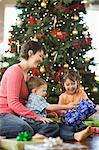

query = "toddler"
[{"left": 26, "top": 76, "right": 75, "bottom": 118}]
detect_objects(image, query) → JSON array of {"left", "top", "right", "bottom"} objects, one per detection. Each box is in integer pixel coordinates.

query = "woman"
[{"left": 0, "top": 40, "right": 59, "bottom": 138}]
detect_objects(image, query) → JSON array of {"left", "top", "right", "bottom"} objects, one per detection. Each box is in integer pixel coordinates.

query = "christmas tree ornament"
[
  {"left": 64, "top": 63, "right": 69, "bottom": 68},
  {"left": 16, "top": 40, "right": 20, "bottom": 53},
  {"left": 85, "top": 57, "right": 90, "bottom": 63},
  {"left": 36, "top": 34, "right": 44, "bottom": 39},
  {"left": 41, "top": 0, "right": 48, "bottom": 8},
  {"left": 73, "top": 15, "right": 79, "bottom": 21},
  {"left": 53, "top": 16, "right": 57, "bottom": 27},
  {"left": 21, "top": 0, "right": 26, "bottom": 3},
  {"left": 72, "top": 28, "right": 78, "bottom": 35},
  {"left": 40, "top": 65, "right": 46, "bottom": 73},
  {"left": 10, "top": 48, "right": 16, "bottom": 53},
  {"left": 30, "top": 36, "right": 38, "bottom": 42},
  {"left": 92, "top": 86, "right": 98, "bottom": 92},
  {"left": 46, "top": 54, "right": 48, "bottom": 58},
  {"left": 94, "top": 76, "right": 99, "bottom": 82},
  {"left": 28, "top": 16, "right": 36, "bottom": 25}
]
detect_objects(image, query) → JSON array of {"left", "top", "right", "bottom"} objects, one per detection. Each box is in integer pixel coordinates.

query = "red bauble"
[
  {"left": 72, "top": 40, "right": 81, "bottom": 49},
  {"left": 11, "top": 48, "right": 16, "bottom": 53},
  {"left": 51, "top": 29, "right": 68, "bottom": 40},
  {"left": 36, "top": 34, "right": 44, "bottom": 39},
  {"left": 28, "top": 16, "right": 36, "bottom": 25},
  {"left": 8, "top": 38, "right": 13, "bottom": 45}
]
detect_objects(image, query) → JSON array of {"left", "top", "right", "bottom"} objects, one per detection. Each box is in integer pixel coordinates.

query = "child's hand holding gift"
[{"left": 67, "top": 103, "right": 77, "bottom": 109}]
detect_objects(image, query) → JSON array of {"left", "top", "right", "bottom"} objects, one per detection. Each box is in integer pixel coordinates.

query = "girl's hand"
[
  {"left": 39, "top": 117, "right": 53, "bottom": 123},
  {"left": 67, "top": 103, "right": 77, "bottom": 109}
]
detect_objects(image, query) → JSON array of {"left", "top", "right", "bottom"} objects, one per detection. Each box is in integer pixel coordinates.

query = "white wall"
[{"left": 0, "top": 0, "right": 16, "bottom": 43}]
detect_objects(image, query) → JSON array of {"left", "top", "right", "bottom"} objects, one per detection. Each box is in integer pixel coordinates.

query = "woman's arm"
[{"left": 6, "top": 66, "right": 41, "bottom": 120}]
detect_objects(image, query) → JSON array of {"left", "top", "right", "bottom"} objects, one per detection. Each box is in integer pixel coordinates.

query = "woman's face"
[
  {"left": 28, "top": 50, "right": 44, "bottom": 68},
  {"left": 64, "top": 78, "right": 78, "bottom": 95}
]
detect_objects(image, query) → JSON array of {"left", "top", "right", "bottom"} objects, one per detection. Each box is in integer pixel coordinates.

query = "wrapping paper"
[{"left": 62, "top": 100, "right": 96, "bottom": 127}]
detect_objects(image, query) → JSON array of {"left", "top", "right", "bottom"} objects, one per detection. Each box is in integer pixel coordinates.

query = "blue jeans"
[
  {"left": 0, "top": 114, "right": 87, "bottom": 140},
  {"left": 23, "top": 117, "right": 59, "bottom": 138},
  {"left": 59, "top": 122, "right": 87, "bottom": 141},
  {"left": 0, "top": 114, "right": 34, "bottom": 138},
  {"left": 0, "top": 114, "right": 59, "bottom": 138}
]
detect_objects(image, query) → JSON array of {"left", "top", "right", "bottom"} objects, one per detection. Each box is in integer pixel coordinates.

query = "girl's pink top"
[{"left": 0, "top": 64, "right": 41, "bottom": 120}]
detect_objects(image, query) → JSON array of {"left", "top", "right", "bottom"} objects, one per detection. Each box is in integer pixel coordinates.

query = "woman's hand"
[{"left": 39, "top": 117, "right": 53, "bottom": 123}]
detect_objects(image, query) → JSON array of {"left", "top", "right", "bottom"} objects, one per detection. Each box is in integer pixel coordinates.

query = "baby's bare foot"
[
  {"left": 33, "top": 133, "right": 46, "bottom": 140},
  {"left": 74, "top": 126, "right": 92, "bottom": 142}
]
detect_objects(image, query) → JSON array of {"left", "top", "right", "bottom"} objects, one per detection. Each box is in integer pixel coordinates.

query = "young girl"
[
  {"left": 25, "top": 76, "right": 92, "bottom": 141},
  {"left": 59, "top": 69, "right": 89, "bottom": 106},
  {"left": 58, "top": 69, "right": 90, "bottom": 132}
]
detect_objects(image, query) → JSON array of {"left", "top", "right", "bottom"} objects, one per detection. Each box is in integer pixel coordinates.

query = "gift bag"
[{"left": 62, "top": 99, "right": 96, "bottom": 127}]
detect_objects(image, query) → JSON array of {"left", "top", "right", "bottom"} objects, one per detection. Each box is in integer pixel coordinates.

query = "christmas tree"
[{"left": 2, "top": 0, "right": 99, "bottom": 103}]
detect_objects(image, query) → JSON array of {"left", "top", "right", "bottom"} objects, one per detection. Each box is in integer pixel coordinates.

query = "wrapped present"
[
  {"left": 91, "top": 127, "right": 99, "bottom": 134},
  {"left": 0, "top": 138, "right": 44, "bottom": 150},
  {"left": 24, "top": 143, "right": 88, "bottom": 150},
  {"left": 62, "top": 99, "right": 96, "bottom": 127},
  {"left": 84, "top": 121, "right": 99, "bottom": 127}
]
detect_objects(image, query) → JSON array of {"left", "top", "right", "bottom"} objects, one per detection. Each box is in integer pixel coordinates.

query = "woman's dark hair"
[
  {"left": 63, "top": 69, "right": 81, "bottom": 86},
  {"left": 20, "top": 40, "right": 45, "bottom": 60},
  {"left": 27, "top": 76, "right": 47, "bottom": 93}
]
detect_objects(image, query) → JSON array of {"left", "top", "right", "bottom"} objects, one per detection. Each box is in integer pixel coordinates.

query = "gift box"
[
  {"left": 91, "top": 127, "right": 99, "bottom": 134},
  {"left": 62, "top": 100, "right": 96, "bottom": 127},
  {"left": 0, "top": 138, "right": 44, "bottom": 150},
  {"left": 84, "top": 121, "right": 99, "bottom": 127}
]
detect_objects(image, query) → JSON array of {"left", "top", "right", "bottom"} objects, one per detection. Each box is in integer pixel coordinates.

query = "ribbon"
[{"left": 16, "top": 132, "right": 32, "bottom": 141}]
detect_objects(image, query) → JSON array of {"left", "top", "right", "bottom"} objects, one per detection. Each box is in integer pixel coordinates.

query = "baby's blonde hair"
[{"left": 27, "top": 76, "right": 47, "bottom": 93}]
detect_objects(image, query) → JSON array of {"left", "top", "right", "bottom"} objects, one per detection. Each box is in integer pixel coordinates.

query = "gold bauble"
[
  {"left": 41, "top": 1, "right": 47, "bottom": 8},
  {"left": 94, "top": 76, "right": 99, "bottom": 82},
  {"left": 72, "top": 28, "right": 78, "bottom": 35},
  {"left": 73, "top": 15, "right": 79, "bottom": 21},
  {"left": 40, "top": 65, "right": 45, "bottom": 73},
  {"left": 64, "top": 63, "right": 69, "bottom": 68},
  {"left": 92, "top": 86, "right": 98, "bottom": 92},
  {"left": 85, "top": 57, "right": 90, "bottom": 63},
  {"left": 46, "top": 54, "right": 48, "bottom": 58}
]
